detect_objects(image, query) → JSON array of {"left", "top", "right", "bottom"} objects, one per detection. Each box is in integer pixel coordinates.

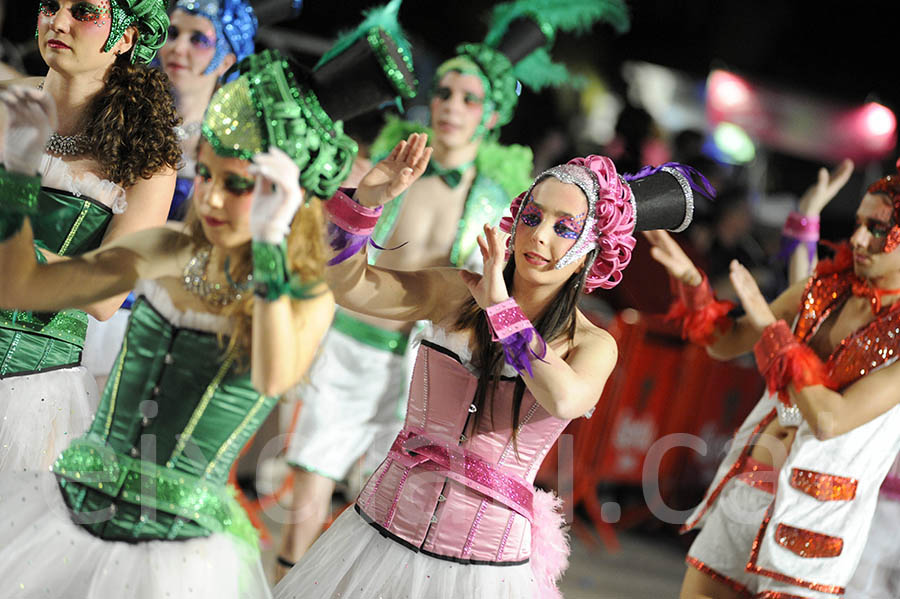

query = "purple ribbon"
[
  {"left": 625, "top": 161, "right": 717, "bottom": 200},
  {"left": 326, "top": 222, "right": 407, "bottom": 266},
  {"left": 499, "top": 327, "right": 548, "bottom": 378}
]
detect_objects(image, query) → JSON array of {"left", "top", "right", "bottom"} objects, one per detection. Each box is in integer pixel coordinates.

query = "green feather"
[
  {"left": 485, "top": 0, "right": 630, "bottom": 47},
  {"left": 315, "top": 0, "right": 413, "bottom": 70}
]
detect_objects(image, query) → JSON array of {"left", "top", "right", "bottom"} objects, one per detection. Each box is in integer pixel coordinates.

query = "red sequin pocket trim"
[
  {"left": 775, "top": 523, "right": 843, "bottom": 558},
  {"left": 789, "top": 468, "right": 857, "bottom": 502}
]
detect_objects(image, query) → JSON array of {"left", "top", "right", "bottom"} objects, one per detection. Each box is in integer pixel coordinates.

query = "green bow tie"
[{"left": 424, "top": 160, "right": 474, "bottom": 188}]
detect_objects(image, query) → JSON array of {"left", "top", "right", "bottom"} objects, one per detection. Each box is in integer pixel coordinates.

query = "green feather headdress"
[{"left": 437, "top": 0, "right": 630, "bottom": 139}]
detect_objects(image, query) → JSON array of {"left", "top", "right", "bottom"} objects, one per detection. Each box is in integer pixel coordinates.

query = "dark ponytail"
[{"left": 81, "top": 55, "right": 181, "bottom": 188}]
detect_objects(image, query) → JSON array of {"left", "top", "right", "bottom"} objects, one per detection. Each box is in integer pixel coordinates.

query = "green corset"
[
  {"left": 53, "top": 293, "right": 277, "bottom": 546},
  {"left": 0, "top": 188, "right": 113, "bottom": 377}
]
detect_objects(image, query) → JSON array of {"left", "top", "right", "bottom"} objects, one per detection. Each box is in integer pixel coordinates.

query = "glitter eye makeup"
[
  {"left": 71, "top": 1, "right": 110, "bottom": 25},
  {"left": 463, "top": 92, "right": 484, "bottom": 106},
  {"left": 196, "top": 163, "right": 212, "bottom": 181},
  {"left": 520, "top": 199, "right": 542, "bottom": 227},
  {"left": 39, "top": 1, "right": 60, "bottom": 17},
  {"left": 225, "top": 174, "right": 255, "bottom": 195},
  {"left": 554, "top": 213, "right": 586, "bottom": 240},
  {"left": 189, "top": 31, "right": 216, "bottom": 49}
]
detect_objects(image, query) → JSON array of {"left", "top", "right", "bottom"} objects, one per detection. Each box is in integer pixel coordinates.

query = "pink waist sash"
[{"left": 388, "top": 428, "right": 534, "bottom": 522}]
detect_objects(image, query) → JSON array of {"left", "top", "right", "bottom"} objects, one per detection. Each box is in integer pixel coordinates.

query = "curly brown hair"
[
  {"left": 185, "top": 196, "right": 328, "bottom": 363},
  {"left": 81, "top": 55, "right": 181, "bottom": 187}
]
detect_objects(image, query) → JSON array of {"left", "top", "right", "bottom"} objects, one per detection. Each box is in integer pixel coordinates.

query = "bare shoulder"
[{"left": 572, "top": 310, "right": 618, "bottom": 356}]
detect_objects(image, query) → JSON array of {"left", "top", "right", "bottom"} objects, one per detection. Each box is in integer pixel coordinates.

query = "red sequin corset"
[{"left": 794, "top": 268, "right": 900, "bottom": 389}]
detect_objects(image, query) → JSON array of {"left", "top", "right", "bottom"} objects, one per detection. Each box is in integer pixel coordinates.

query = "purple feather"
[
  {"left": 625, "top": 162, "right": 717, "bottom": 200},
  {"left": 499, "top": 328, "right": 549, "bottom": 378}
]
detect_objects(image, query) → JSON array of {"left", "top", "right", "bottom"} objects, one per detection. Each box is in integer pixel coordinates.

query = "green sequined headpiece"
[
  {"left": 203, "top": 50, "right": 358, "bottom": 200},
  {"left": 435, "top": 0, "right": 630, "bottom": 140},
  {"left": 102, "top": 0, "right": 170, "bottom": 64}
]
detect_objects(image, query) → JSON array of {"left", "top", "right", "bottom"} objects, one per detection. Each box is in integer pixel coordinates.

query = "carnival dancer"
[
  {"left": 647, "top": 159, "right": 900, "bottom": 598},
  {"left": 277, "top": 0, "right": 630, "bottom": 575},
  {"left": 842, "top": 162, "right": 900, "bottom": 599},
  {"left": 273, "top": 132, "right": 704, "bottom": 598},
  {"left": 159, "top": 0, "right": 257, "bottom": 220},
  {"left": 0, "top": 23, "right": 416, "bottom": 599},
  {"left": 0, "top": 0, "right": 179, "bottom": 473},
  {"left": 80, "top": 0, "right": 258, "bottom": 389}
]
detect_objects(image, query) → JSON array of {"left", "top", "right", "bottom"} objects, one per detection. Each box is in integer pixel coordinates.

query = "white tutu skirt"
[
  {"left": 0, "top": 471, "right": 272, "bottom": 599},
  {"left": 846, "top": 494, "right": 900, "bottom": 598},
  {"left": 0, "top": 365, "right": 99, "bottom": 472},
  {"left": 274, "top": 507, "right": 538, "bottom": 599}
]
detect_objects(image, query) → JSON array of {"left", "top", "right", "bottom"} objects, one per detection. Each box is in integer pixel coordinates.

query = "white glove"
[
  {"left": 248, "top": 147, "right": 304, "bottom": 244},
  {"left": 0, "top": 86, "right": 56, "bottom": 175}
]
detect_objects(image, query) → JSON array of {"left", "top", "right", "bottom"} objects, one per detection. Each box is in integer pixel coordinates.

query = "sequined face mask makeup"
[
  {"left": 39, "top": 1, "right": 111, "bottom": 26},
  {"left": 517, "top": 195, "right": 586, "bottom": 241}
]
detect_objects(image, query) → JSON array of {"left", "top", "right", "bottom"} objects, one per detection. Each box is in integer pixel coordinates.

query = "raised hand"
[
  {"left": 797, "top": 158, "right": 854, "bottom": 216},
  {"left": 643, "top": 229, "right": 703, "bottom": 286},
  {"left": 355, "top": 132, "right": 432, "bottom": 208},
  {"left": 248, "top": 147, "right": 304, "bottom": 244},
  {"left": 460, "top": 224, "right": 510, "bottom": 309},
  {"left": 729, "top": 260, "right": 776, "bottom": 330},
  {"left": 0, "top": 86, "right": 57, "bottom": 175}
]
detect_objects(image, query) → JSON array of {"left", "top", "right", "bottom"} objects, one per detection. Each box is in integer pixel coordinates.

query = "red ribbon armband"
[
  {"left": 753, "top": 320, "right": 834, "bottom": 407},
  {"left": 665, "top": 273, "right": 735, "bottom": 346}
]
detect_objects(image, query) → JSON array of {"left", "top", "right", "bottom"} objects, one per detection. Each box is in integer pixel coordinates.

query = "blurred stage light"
[
  {"left": 712, "top": 122, "right": 755, "bottom": 164},
  {"left": 708, "top": 70, "right": 752, "bottom": 111},
  {"left": 861, "top": 102, "right": 896, "bottom": 138}
]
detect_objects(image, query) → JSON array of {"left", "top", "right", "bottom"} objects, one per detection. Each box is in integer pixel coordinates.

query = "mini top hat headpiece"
[
  {"left": 202, "top": 3, "right": 416, "bottom": 200},
  {"left": 436, "top": 0, "right": 630, "bottom": 139},
  {"left": 502, "top": 157, "right": 716, "bottom": 293},
  {"left": 866, "top": 157, "right": 900, "bottom": 252}
]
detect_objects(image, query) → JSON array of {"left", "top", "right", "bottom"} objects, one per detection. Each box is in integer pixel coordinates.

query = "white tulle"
[
  {"left": 274, "top": 508, "right": 538, "bottom": 599},
  {"left": 0, "top": 471, "right": 272, "bottom": 599},
  {"left": 0, "top": 365, "right": 99, "bottom": 473},
  {"left": 39, "top": 153, "right": 127, "bottom": 213},
  {"left": 134, "top": 280, "right": 229, "bottom": 333}
]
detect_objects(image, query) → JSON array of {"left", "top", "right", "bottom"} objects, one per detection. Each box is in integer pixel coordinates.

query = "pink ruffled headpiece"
[{"left": 501, "top": 155, "right": 636, "bottom": 293}]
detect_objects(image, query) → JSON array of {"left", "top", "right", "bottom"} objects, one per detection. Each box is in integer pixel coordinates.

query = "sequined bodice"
[
  {"left": 794, "top": 265, "right": 900, "bottom": 389},
  {"left": 356, "top": 336, "right": 569, "bottom": 564},
  {"left": 52, "top": 283, "right": 275, "bottom": 544}
]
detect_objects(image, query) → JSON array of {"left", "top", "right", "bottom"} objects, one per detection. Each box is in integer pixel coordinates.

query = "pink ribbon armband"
[
  {"left": 485, "top": 298, "right": 547, "bottom": 377},
  {"left": 778, "top": 211, "right": 820, "bottom": 265},
  {"left": 323, "top": 188, "right": 383, "bottom": 265}
]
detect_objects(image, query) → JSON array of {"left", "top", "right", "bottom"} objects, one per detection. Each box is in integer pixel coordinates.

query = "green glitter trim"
[
  {"left": 448, "top": 44, "right": 515, "bottom": 138},
  {"left": 0, "top": 167, "right": 40, "bottom": 215},
  {"left": 167, "top": 347, "right": 237, "bottom": 467},
  {"left": 206, "top": 50, "right": 358, "bottom": 200},
  {"left": 0, "top": 308, "right": 88, "bottom": 348},
  {"left": 201, "top": 123, "right": 256, "bottom": 161},
  {"left": 53, "top": 437, "right": 258, "bottom": 548},
  {"left": 366, "top": 29, "right": 417, "bottom": 100},
  {"left": 251, "top": 240, "right": 324, "bottom": 302},
  {"left": 57, "top": 202, "right": 91, "bottom": 256}
]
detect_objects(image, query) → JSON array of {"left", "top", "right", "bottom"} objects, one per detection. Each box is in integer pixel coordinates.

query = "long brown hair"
[
  {"left": 186, "top": 198, "right": 328, "bottom": 363},
  {"left": 452, "top": 248, "right": 597, "bottom": 440},
  {"left": 81, "top": 55, "right": 181, "bottom": 187}
]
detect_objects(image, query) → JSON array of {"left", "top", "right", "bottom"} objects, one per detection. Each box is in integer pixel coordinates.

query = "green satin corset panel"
[
  {"left": 53, "top": 293, "right": 277, "bottom": 545},
  {"left": 0, "top": 188, "right": 113, "bottom": 376}
]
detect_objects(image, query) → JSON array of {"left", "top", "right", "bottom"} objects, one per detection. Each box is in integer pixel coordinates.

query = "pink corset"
[{"left": 356, "top": 339, "right": 569, "bottom": 565}]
